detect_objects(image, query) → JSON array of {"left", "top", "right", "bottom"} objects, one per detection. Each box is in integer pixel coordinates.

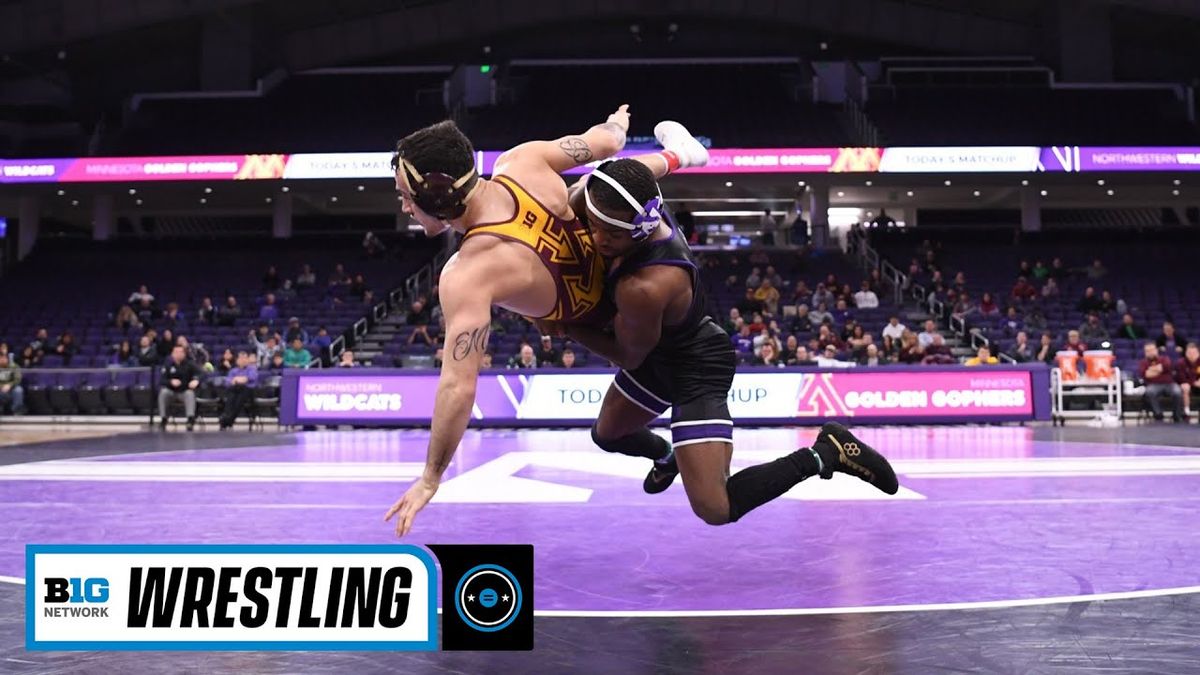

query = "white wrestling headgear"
[{"left": 584, "top": 160, "right": 665, "bottom": 241}]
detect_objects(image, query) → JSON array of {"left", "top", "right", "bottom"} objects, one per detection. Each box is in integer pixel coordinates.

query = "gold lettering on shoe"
[{"left": 825, "top": 434, "right": 875, "bottom": 481}]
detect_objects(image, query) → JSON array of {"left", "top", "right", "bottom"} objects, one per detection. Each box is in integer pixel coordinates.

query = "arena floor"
[{"left": 3, "top": 424, "right": 1199, "bottom": 673}]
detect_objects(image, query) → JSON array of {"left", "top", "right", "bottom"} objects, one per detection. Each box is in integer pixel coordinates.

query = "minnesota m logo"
[{"left": 235, "top": 154, "right": 287, "bottom": 180}]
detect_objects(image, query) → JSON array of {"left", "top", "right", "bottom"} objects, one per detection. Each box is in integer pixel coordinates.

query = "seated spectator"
[
  {"left": 1034, "top": 332, "right": 1055, "bottom": 365},
  {"left": 249, "top": 330, "right": 282, "bottom": 367},
  {"left": 1118, "top": 313, "right": 1147, "bottom": 340},
  {"left": 110, "top": 340, "right": 137, "bottom": 367},
  {"left": 854, "top": 281, "right": 879, "bottom": 309},
  {"left": 128, "top": 284, "right": 155, "bottom": 306},
  {"left": 881, "top": 316, "right": 906, "bottom": 354},
  {"left": 1001, "top": 306, "right": 1023, "bottom": 337},
  {"left": 176, "top": 335, "right": 209, "bottom": 370},
  {"left": 732, "top": 325, "right": 754, "bottom": 356},
  {"left": 197, "top": 297, "right": 217, "bottom": 326},
  {"left": 406, "top": 297, "right": 435, "bottom": 346},
  {"left": 922, "top": 334, "right": 955, "bottom": 365},
  {"left": 817, "top": 344, "right": 846, "bottom": 367},
  {"left": 858, "top": 343, "right": 885, "bottom": 367},
  {"left": 433, "top": 347, "right": 444, "bottom": 369},
  {"left": 349, "top": 274, "right": 368, "bottom": 300},
  {"left": 754, "top": 341, "right": 785, "bottom": 367},
  {"left": 296, "top": 264, "right": 317, "bottom": 288},
  {"left": 135, "top": 335, "right": 159, "bottom": 367},
  {"left": 1063, "top": 330, "right": 1087, "bottom": 358},
  {"left": 1024, "top": 308, "right": 1048, "bottom": 334},
  {"left": 1099, "top": 290, "right": 1117, "bottom": 315},
  {"left": 1077, "top": 287, "right": 1104, "bottom": 314},
  {"left": 1032, "top": 259, "right": 1049, "bottom": 280},
  {"left": 917, "top": 320, "right": 940, "bottom": 348},
  {"left": 846, "top": 325, "right": 872, "bottom": 356},
  {"left": 559, "top": 348, "right": 578, "bottom": 368},
  {"left": 508, "top": 344, "right": 538, "bottom": 369},
  {"left": 781, "top": 335, "right": 800, "bottom": 363},
  {"left": 814, "top": 324, "right": 844, "bottom": 353},
  {"left": 277, "top": 279, "right": 298, "bottom": 303},
  {"left": 162, "top": 302, "right": 188, "bottom": 333},
  {"left": 1049, "top": 257, "right": 1068, "bottom": 280},
  {"left": 135, "top": 297, "right": 159, "bottom": 324},
  {"left": 811, "top": 283, "right": 835, "bottom": 310},
  {"left": 156, "top": 329, "right": 176, "bottom": 360},
  {"left": 746, "top": 313, "right": 766, "bottom": 334},
  {"left": 0, "top": 353, "right": 23, "bottom": 415},
  {"left": 1011, "top": 276, "right": 1037, "bottom": 302},
  {"left": 724, "top": 308, "right": 742, "bottom": 335},
  {"left": 28, "top": 328, "right": 50, "bottom": 357},
  {"left": 1079, "top": 313, "right": 1109, "bottom": 343},
  {"left": 789, "top": 345, "right": 816, "bottom": 366},
  {"left": 1176, "top": 342, "right": 1200, "bottom": 413},
  {"left": 18, "top": 346, "right": 40, "bottom": 369},
  {"left": 281, "top": 317, "right": 308, "bottom": 346},
  {"left": 964, "top": 345, "right": 999, "bottom": 366},
  {"left": 219, "top": 351, "right": 260, "bottom": 430},
  {"left": 115, "top": 305, "right": 141, "bottom": 331},
  {"left": 537, "top": 336, "right": 561, "bottom": 367},
  {"left": 284, "top": 339, "right": 311, "bottom": 368},
  {"left": 998, "top": 330, "right": 1029, "bottom": 361},
  {"left": 363, "top": 231, "right": 387, "bottom": 258},
  {"left": 1041, "top": 278, "right": 1060, "bottom": 299},
  {"left": 745, "top": 266, "right": 762, "bottom": 289},
  {"left": 867, "top": 269, "right": 885, "bottom": 295},
  {"left": 217, "top": 296, "right": 242, "bottom": 327},
  {"left": 1086, "top": 258, "right": 1107, "bottom": 280},
  {"left": 754, "top": 279, "right": 781, "bottom": 315},
  {"left": 1017, "top": 260, "right": 1033, "bottom": 279},
  {"left": 978, "top": 293, "right": 999, "bottom": 316},
  {"left": 950, "top": 293, "right": 976, "bottom": 321},
  {"left": 480, "top": 353, "right": 494, "bottom": 369},
  {"left": 791, "top": 305, "right": 812, "bottom": 333},
  {"left": 54, "top": 331, "right": 78, "bottom": 366},
  {"left": 266, "top": 353, "right": 286, "bottom": 372},
  {"left": 791, "top": 281, "right": 812, "bottom": 304},
  {"left": 157, "top": 345, "right": 199, "bottom": 431},
  {"left": 259, "top": 293, "right": 280, "bottom": 322},
  {"left": 737, "top": 288, "right": 764, "bottom": 317},
  {"left": 215, "top": 349, "right": 236, "bottom": 375},
  {"left": 1140, "top": 343, "right": 1186, "bottom": 422},
  {"left": 1157, "top": 321, "right": 1187, "bottom": 357},
  {"left": 764, "top": 266, "right": 783, "bottom": 289},
  {"left": 327, "top": 263, "right": 350, "bottom": 287},
  {"left": 809, "top": 302, "right": 833, "bottom": 328},
  {"left": 337, "top": 350, "right": 357, "bottom": 368},
  {"left": 263, "top": 265, "right": 281, "bottom": 291},
  {"left": 311, "top": 326, "right": 333, "bottom": 351}
]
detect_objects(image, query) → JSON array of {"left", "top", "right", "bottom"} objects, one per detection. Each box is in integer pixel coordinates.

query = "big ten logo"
[
  {"left": 44, "top": 577, "right": 110, "bottom": 604},
  {"left": 557, "top": 387, "right": 604, "bottom": 405},
  {"left": 728, "top": 386, "right": 769, "bottom": 404}
]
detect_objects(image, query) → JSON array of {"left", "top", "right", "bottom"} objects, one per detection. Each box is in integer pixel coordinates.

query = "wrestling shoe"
[
  {"left": 643, "top": 449, "right": 679, "bottom": 494},
  {"left": 811, "top": 422, "right": 899, "bottom": 495},
  {"left": 654, "top": 121, "right": 709, "bottom": 169}
]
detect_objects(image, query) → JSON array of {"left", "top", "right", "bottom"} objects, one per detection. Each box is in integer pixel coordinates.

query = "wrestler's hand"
[
  {"left": 607, "top": 104, "right": 631, "bottom": 133},
  {"left": 384, "top": 477, "right": 439, "bottom": 538}
]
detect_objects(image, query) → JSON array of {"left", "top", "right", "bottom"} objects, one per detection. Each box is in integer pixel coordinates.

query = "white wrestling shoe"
[{"left": 654, "top": 120, "right": 709, "bottom": 169}]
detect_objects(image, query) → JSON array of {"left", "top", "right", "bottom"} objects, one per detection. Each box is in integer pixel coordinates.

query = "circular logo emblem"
[{"left": 453, "top": 564, "right": 522, "bottom": 632}]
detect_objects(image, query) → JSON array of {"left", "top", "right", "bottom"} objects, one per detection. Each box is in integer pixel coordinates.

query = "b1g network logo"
[{"left": 26, "top": 544, "right": 532, "bottom": 651}]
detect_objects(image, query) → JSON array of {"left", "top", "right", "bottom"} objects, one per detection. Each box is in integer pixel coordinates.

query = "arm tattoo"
[
  {"left": 452, "top": 325, "right": 491, "bottom": 361},
  {"left": 558, "top": 137, "right": 594, "bottom": 163}
]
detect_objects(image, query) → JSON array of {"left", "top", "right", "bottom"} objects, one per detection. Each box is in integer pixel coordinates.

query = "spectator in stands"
[
  {"left": 115, "top": 305, "right": 141, "bottom": 331},
  {"left": 267, "top": 352, "right": 286, "bottom": 372},
  {"left": 854, "top": 281, "right": 879, "bottom": 309},
  {"left": 811, "top": 283, "right": 835, "bottom": 310},
  {"left": 759, "top": 210, "right": 777, "bottom": 246},
  {"left": 217, "top": 296, "right": 242, "bottom": 327},
  {"left": 1032, "top": 259, "right": 1049, "bottom": 281},
  {"left": 764, "top": 266, "right": 783, "bottom": 289},
  {"left": 338, "top": 351, "right": 356, "bottom": 368},
  {"left": 754, "top": 279, "right": 781, "bottom": 315},
  {"left": 18, "top": 346, "right": 40, "bottom": 369},
  {"left": 1011, "top": 331, "right": 1034, "bottom": 363},
  {"left": 363, "top": 231, "right": 387, "bottom": 258},
  {"left": 135, "top": 297, "right": 159, "bottom": 325},
  {"left": 733, "top": 325, "right": 754, "bottom": 356},
  {"left": 284, "top": 339, "right": 311, "bottom": 368},
  {"left": 54, "top": 331, "right": 78, "bottom": 366},
  {"left": 1017, "top": 260, "right": 1033, "bottom": 278},
  {"left": 327, "top": 263, "right": 350, "bottom": 287},
  {"left": 1001, "top": 306, "right": 1023, "bottom": 337},
  {"left": 964, "top": 345, "right": 999, "bottom": 366},
  {"left": 155, "top": 329, "right": 176, "bottom": 360},
  {"left": 951, "top": 293, "right": 976, "bottom": 321},
  {"left": 560, "top": 349, "right": 577, "bottom": 369},
  {"left": 1157, "top": 321, "right": 1187, "bottom": 357},
  {"left": 135, "top": 335, "right": 158, "bottom": 367},
  {"left": 1099, "top": 291, "right": 1117, "bottom": 315},
  {"left": 978, "top": 292, "right": 999, "bottom": 317},
  {"left": 0, "top": 353, "right": 23, "bottom": 415},
  {"left": 128, "top": 285, "right": 155, "bottom": 306},
  {"left": 724, "top": 308, "right": 741, "bottom": 335},
  {"left": 867, "top": 269, "right": 885, "bottom": 296},
  {"left": 781, "top": 335, "right": 800, "bottom": 363},
  {"left": 218, "top": 351, "right": 259, "bottom": 430},
  {"left": 922, "top": 334, "right": 955, "bottom": 365},
  {"left": 881, "top": 316, "right": 906, "bottom": 354},
  {"left": 809, "top": 302, "right": 832, "bottom": 328},
  {"left": 745, "top": 267, "right": 762, "bottom": 289},
  {"left": 1087, "top": 259, "right": 1107, "bottom": 281},
  {"left": 296, "top": 264, "right": 317, "bottom": 288},
  {"left": 406, "top": 297, "right": 434, "bottom": 346},
  {"left": 349, "top": 274, "right": 368, "bottom": 300},
  {"left": 847, "top": 325, "right": 872, "bottom": 357},
  {"left": 215, "top": 349, "right": 236, "bottom": 376},
  {"left": 1176, "top": 342, "right": 1200, "bottom": 415},
  {"left": 508, "top": 344, "right": 538, "bottom": 370},
  {"left": 480, "top": 353, "right": 494, "bottom": 369},
  {"left": 814, "top": 324, "right": 844, "bottom": 354},
  {"left": 1079, "top": 313, "right": 1109, "bottom": 343},
  {"left": 197, "top": 297, "right": 216, "bottom": 326},
  {"left": 1041, "top": 278, "right": 1060, "bottom": 299},
  {"left": 1119, "top": 313, "right": 1147, "bottom": 340},
  {"left": 259, "top": 293, "right": 280, "bottom": 322},
  {"left": 754, "top": 341, "right": 784, "bottom": 367},
  {"left": 858, "top": 344, "right": 884, "bottom": 367},
  {"left": 162, "top": 302, "right": 187, "bottom": 334},
  {"left": 1077, "top": 287, "right": 1104, "bottom": 314},
  {"left": 311, "top": 326, "right": 332, "bottom": 351},
  {"left": 284, "top": 317, "right": 309, "bottom": 346},
  {"left": 537, "top": 336, "right": 561, "bottom": 367},
  {"left": 110, "top": 340, "right": 136, "bottom": 367},
  {"left": 791, "top": 281, "right": 812, "bottom": 304},
  {"left": 28, "top": 328, "right": 49, "bottom": 358},
  {"left": 158, "top": 345, "right": 199, "bottom": 431},
  {"left": 1024, "top": 308, "right": 1048, "bottom": 334},
  {"left": 1049, "top": 257, "right": 1067, "bottom": 280},
  {"left": 1035, "top": 333, "right": 1055, "bottom": 365},
  {"left": 789, "top": 345, "right": 815, "bottom": 366},
  {"left": 1011, "top": 276, "right": 1037, "bottom": 302},
  {"left": 176, "top": 336, "right": 209, "bottom": 371},
  {"left": 433, "top": 348, "right": 444, "bottom": 369},
  {"left": 1063, "top": 330, "right": 1087, "bottom": 358},
  {"left": 277, "top": 279, "right": 297, "bottom": 303},
  {"left": 791, "top": 305, "right": 812, "bottom": 333},
  {"left": 918, "top": 320, "right": 939, "bottom": 348},
  {"left": 738, "top": 288, "right": 764, "bottom": 318},
  {"left": 1140, "top": 343, "right": 1186, "bottom": 422},
  {"left": 263, "top": 266, "right": 281, "bottom": 292}
]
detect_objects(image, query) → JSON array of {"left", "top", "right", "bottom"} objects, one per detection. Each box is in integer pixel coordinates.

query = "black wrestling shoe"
[
  {"left": 812, "top": 422, "right": 899, "bottom": 495},
  {"left": 643, "top": 451, "right": 679, "bottom": 494}
]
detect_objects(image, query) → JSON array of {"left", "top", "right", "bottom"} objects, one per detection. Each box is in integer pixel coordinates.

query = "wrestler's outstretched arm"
[{"left": 494, "top": 104, "right": 630, "bottom": 175}]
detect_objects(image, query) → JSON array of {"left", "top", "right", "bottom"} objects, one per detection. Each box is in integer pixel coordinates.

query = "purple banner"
[{"left": 1039, "top": 146, "right": 1200, "bottom": 172}]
